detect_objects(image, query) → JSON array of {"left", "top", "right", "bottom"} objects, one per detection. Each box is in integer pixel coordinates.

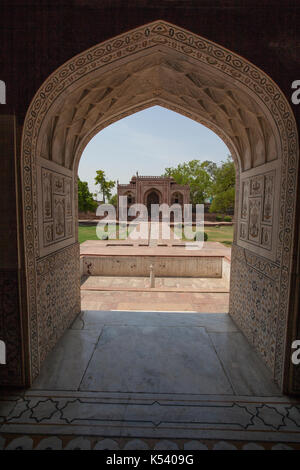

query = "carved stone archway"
[{"left": 21, "top": 21, "right": 299, "bottom": 393}]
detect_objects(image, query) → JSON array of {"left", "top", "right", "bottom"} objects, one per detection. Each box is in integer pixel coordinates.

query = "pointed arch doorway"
[
  {"left": 145, "top": 190, "right": 161, "bottom": 219},
  {"left": 19, "top": 21, "right": 299, "bottom": 393}
]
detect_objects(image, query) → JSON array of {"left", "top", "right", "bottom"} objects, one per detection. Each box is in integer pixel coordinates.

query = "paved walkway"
[
  {"left": 80, "top": 236, "right": 231, "bottom": 312},
  {"left": 81, "top": 289, "right": 229, "bottom": 312},
  {"left": 81, "top": 275, "right": 229, "bottom": 293},
  {"left": 1, "top": 311, "right": 300, "bottom": 450}
]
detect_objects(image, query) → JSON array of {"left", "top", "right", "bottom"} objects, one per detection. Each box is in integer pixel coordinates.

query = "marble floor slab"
[
  {"left": 71, "top": 310, "right": 239, "bottom": 332},
  {"left": 0, "top": 398, "right": 20, "bottom": 425},
  {"left": 31, "top": 329, "right": 101, "bottom": 391},
  {"left": 208, "top": 332, "right": 281, "bottom": 396},
  {"left": 79, "top": 325, "right": 234, "bottom": 394},
  {"left": 28, "top": 310, "right": 280, "bottom": 397}
]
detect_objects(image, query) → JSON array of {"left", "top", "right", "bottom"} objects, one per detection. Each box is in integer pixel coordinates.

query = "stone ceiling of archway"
[{"left": 39, "top": 50, "right": 277, "bottom": 172}]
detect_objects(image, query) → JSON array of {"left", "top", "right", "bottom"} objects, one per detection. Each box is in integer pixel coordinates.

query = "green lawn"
[
  {"left": 173, "top": 224, "right": 234, "bottom": 246},
  {"left": 79, "top": 223, "right": 234, "bottom": 246},
  {"left": 78, "top": 225, "right": 100, "bottom": 243},
  {"left": 202, "top": 225, "right": 233, "bottom": 246},
  {"left": 78, "top": 224, "right": 134, "bottom": 243}
]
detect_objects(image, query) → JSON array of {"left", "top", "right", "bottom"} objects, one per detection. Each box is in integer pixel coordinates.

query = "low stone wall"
[{"left": 80, "top": 255, "right": 223, "bottom": 278}]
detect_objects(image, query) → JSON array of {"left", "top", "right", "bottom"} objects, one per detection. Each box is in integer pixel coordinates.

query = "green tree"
[
  {"left": 163, "top": 159, "right": 214, "bottom": 204},
  {"left": 94, "top": 170, "right": 115, "bottom": 203},
  {"left": 108, "top": 193, "right": 118, "bottom": 207},
  {"left": 78, "top": 178, "right": 98, "bottom": 212},
  {"left": 201, "top": 160, "right": 218, "bottom": 183},
  {"left": 210, "top": 156, "right": 236, "bottom": 213}
]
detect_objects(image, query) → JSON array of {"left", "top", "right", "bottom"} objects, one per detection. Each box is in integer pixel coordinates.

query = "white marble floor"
[
  {"left": 1, "top": 311, "right": 300, "bottom": 449},
  {"left": 31, "top": 311, "right": 280, "bottom": 396}
]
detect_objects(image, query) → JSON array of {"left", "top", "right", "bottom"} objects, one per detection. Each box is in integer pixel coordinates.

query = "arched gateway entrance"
[
  {"left": 145, "top": 190, "right": 161, "bottom": 217},
  {"left": 21, "top": 21, "right": 299, "bottom": 393}
]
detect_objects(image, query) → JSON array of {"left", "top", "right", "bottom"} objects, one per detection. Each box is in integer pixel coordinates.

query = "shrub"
[
  {"left": 224, "top": 215, "right": 232, "bottom": 222},
  {"left": 194, "top": 231, "right": 208, "bottom": 241},
  {"left": 216, "top": 215, "right": 222, "bottom": 221}
]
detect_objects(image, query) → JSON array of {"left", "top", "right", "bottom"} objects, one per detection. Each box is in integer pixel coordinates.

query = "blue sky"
[{"left": 78, "top": 106, "right": 230, "bottom": 196}]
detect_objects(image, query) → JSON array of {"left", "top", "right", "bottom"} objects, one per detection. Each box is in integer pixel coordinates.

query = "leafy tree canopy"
[
  {"left": 163, "top": 159, "right": 215, "bottom": 204},
  {"left": 108, "top": 193, "right": 118, "bottom": 207},
  {"left": 78, "top": 178, "right": 98, "bottom": 213},
  {"left": 163, "top": 156, "right": 235, "bottom": 213},
  {"left": 94, "top": 170, "right": 115, "bottom": 203},
  {"left": 209, "top": 156, "right": 236, "bottom": 213}
]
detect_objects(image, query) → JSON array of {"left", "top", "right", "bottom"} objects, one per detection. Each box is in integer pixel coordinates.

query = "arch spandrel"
[{"left": 21, "top": 21, "right": 299, "bottom": 392}]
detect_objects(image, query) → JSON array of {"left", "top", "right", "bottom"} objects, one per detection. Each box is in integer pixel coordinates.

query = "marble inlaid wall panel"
[
  {"left": 0, "top": 270, "right": 24, "bottom": 386},
  {"left": 238, "top": 166, "right": 278, "bottom": 260},
  {"left": 229, "top": 244, "right": 280, "bottom": 374},
  {"left": 37, "top": 159, "right": 75, "bottom": 257},
  {"left": 36, "top": 244, "right": 81, "bottom": 368}
]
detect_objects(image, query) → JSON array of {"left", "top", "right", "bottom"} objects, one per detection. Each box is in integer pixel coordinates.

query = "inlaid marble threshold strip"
[{"left": 2, "top": 391, "right": 300, "bottom": 443}]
